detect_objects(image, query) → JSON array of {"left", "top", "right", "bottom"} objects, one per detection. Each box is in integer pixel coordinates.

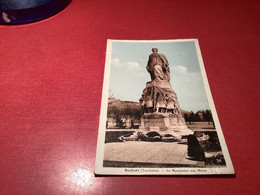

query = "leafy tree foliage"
[{"left": 184, "top": 110, "right": 214, "bottom": 124}]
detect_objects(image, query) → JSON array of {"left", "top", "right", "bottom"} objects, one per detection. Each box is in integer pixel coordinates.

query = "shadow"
[
  {"left": 185, "top": 157, "right": 204, "bottom": 162},
  {"left": 95, "top": 173, "right": 236, "bottom": 178}
]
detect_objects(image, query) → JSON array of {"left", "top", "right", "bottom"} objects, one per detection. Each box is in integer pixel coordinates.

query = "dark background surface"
[{"left": 0, "top": 0, "right": 259, "bottom": 194}]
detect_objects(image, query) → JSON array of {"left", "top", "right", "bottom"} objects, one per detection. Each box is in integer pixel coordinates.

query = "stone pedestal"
[{"left": 139, "top": 112, "right": 193, "bottom": 137}]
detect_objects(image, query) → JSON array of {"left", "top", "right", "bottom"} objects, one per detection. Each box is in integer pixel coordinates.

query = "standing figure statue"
[
  {"left": 139, "top": 48, "right": 190, "bottom": 134},
  {"left": 146, "top": 48, "right": 170, "bottom": 82}
]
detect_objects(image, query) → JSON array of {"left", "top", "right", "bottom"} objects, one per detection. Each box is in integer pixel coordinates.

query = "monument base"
[{"left": 139, "top": 112, "right": 193, "bottom": 137}]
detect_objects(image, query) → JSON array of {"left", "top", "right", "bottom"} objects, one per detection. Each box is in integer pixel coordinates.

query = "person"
[
  {"left": 155, "top": 93, "right": 166, "bottom": 113},
  {"left": 146, "top": 48, "right": 170, "bottom": 81},
  {"left": 159, "top": 95, "right": 167, "bottom": 113},
  {"left": 146, "top": 96, "right": 153, "bottom": 113},
  {"left": 166, "top": 96, "right": 175, "bottom": 113}
]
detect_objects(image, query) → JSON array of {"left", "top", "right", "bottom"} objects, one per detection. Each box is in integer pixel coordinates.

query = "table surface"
[{"left": 0, "top": 0, "right": 259, "bottom": 194}]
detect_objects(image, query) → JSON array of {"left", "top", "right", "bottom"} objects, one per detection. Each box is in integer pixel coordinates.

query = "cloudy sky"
[{"left": 108, "top": 40, "right": 210, "bottom": 112}]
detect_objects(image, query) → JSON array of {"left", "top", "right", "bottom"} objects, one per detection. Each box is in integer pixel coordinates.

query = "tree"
[
  {"left": 204, "top": 110, "right": 215, "bottom": 127},
  {"left": 184, "top": 113, "right": 190, "bottom": 123},
  {"left": 195, "top": 112, "right": 201, "bottom": 121},
  {"left": 189, "top": 111, "right": 195, "bottom": 123}
]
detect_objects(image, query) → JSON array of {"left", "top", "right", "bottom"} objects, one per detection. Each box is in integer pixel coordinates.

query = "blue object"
[{"left": 0, "top": 0, "right": 72, "bottom": 24}]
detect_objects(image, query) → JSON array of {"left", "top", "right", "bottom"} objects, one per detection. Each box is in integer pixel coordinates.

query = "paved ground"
[{"left": 103, "top": 141, "right": 204, "bottom": 167}]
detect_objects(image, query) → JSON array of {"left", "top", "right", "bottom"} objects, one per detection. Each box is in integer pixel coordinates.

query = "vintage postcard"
[{"left": 95, "top": 39, "right": 234, "bottom": 175}]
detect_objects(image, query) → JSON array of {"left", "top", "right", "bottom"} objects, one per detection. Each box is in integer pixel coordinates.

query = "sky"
[{"left": 108, "top": 40, "right": 210, "bottom": 112}]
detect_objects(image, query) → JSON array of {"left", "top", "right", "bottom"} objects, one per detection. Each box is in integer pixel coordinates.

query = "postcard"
[{"left": 95, "top": 39, "right": 234, "bottom": 175}]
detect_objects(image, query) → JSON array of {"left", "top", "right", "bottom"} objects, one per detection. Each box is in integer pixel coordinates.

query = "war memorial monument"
[{"left": 139, "top": 48, "right": 193, "bottom": 138}]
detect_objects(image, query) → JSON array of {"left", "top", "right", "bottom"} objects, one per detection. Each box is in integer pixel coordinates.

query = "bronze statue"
[
  {"left": 140, "top": 48, "right": 181, "bottom": 115},
  {"left": 146, "top": 48, "right": 170, "bottom": 82}
]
